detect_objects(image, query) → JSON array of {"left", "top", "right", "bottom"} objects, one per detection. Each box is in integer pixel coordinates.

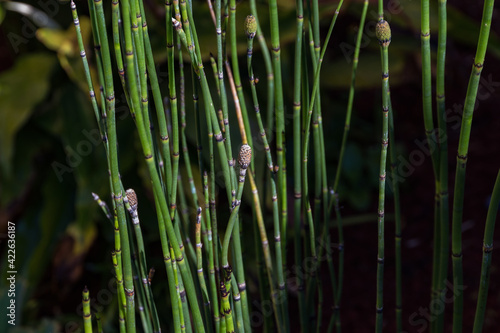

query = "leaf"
[{"left": 0, "top": 53, "right": 56, "bottom": 176}]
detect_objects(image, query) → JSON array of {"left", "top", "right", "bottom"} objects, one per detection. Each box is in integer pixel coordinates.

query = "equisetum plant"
[{"left": 68, "top": 0, "right": 498, "bottom": 331}]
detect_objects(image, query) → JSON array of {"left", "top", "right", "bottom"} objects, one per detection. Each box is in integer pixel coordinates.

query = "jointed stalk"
[
  {"left": 374, "top": 19, "right": 391, "bottom": 333},
  {"left": 436, "top": 1, "right": 449, "bottom": 333},
  {"left": 291, "top": 0, "right": 307, "bottom": 327},
  {"left": 388, "top": 100, "right": 402, "bottom": 332},
  {"left": 267, "top": 4, "right": 288, "bottom": 322},
  {"left": 82, "top": 287, "right": 92, "bottom": 333},
  {"left": 222, "top": 145, "right": 251, "bottom": 269},
  {"left": 472, "top": 170, "right": 500, "bottom": 332},
  {"left": 452, "top": 1, "right": 495, "bottom": 331}
]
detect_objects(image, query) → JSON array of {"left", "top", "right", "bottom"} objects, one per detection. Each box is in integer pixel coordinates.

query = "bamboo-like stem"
[
  {"left": 220, "top": 279, "right": 234, "bottom": 333},
  {"left": 334, "top": 0, "right": 368, "bottom": 191},
  {"left": 374, "top": 19, "right": 392, "bottom": 333},
  {"left": 267, "top": 5, "right": 288, "bottom": 321},
  {"left": 310, "top": 3, "right": 323, "bottom": 270},
  {"left": 82, "top": 287, "right": 92, "bottom": 333},
  {"left": 291, "top": 0, "right": 306, "bottom": 327},
  {"left": 436, "top": 1, "right": 449, "bottom": 333},
  {"left": 214, "top": 0, "right": 237, "bottom": 196},
  {"left": 331, "top": 3, "right": 369, "bottom": 330},
  {"left": 112, "top": 251, "right": 127, "bottom": 333},
  {"left": 131, "top": 248, "right": 152, "bottom": 333},
  {"left": 248, "top": 0, "right": 274, "bottom": 191},
  {"left": 228, "top": 0, "right": 252, "bottom": 150},
  {"left": 222, "top": 145, "right": 251, "bottom": 269},
  {"left": 388, "top": 100, "right": 402, "bottom": 332},
  {"left": 170, "top": 246, "right": 192, "bottom": 333},
  {"left": 229, "top": 273, "right": 244, "bottom": 333},
  {"left": 111, "top": 0, "right": 128, "bottom": 104},
  {"left": 112, "top": 213, "right": 127, "bottom": 319},
  {"left": 92, "top": 192, "right": 113, "bottom": 223},
  {"left": 195, "top": 207, "right": 211, "bottom": 328},
  {"left": 166, "top": 0, "right": 180, "bottom": 214},
  {"left": 421, "top": 1, "right": 443, "bottom": 329},
  {"left": 154, "top": 192, "right": 182, "bottom": 333},
  {"left": 95, "top": 312, "right": 103, "bottom": 333},
  {"left": 70, "top": 1, "right": 103, "bottom": 141},
  {"left": 472, "top": 169, "right": 500, "bottom": 332},
  {"left": 204, "top": 172, "right": 220, "bottom": 333},
  {"left": 452, "top": 1, "right": 495, "bottom": 332},
  {"left": 139, "top": 0, "right": 173, "bottom": 196},
  {"left": 125, "top": 189, "right": 161, "bottom": 332}
]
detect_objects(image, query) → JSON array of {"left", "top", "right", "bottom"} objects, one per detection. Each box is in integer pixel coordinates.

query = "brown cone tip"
[
  {"left": 238, "top": 144, "right": 252, "bottom": 169},
  {"left": 376, "top": 20, "right": 391, "bottom": 47},
  {"left": 126, "top": 189, "right": 138, "bottom": 208}
]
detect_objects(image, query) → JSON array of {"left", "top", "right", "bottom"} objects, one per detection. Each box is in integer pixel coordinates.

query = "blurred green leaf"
[
  {"left": 0, "top": 3, "right": 6, "bottom": 25},
  {"left": 448, "top": 6, "right": 500, "bottom": 59},
  {"left": 0, "top": 53, "right": 56, "bottom": 176}
]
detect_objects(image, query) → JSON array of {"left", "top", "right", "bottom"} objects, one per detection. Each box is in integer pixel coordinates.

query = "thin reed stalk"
[
  {"left": 82, "top": 287, "right": 92, "bottom": 333},
  {"left": 266, "top": 3, "right": 288, "bottom": 324},
  {"left": 374, "top": 18, "right": 392, "bottom": 333},
  {"left": 292, "top": 0, "right": 306, "bottom": 328},
  {"left": 436, "top": 1, "right": 449, "bottom": 333},
  {"left": 472, "top": 170, "right": 500, "bottom": 332},
  {"left": 452, "top": 1, "right": 496, "bottom": 332},
  {"left": 420, "top": 0, "right": 444, "bottom": 328}
]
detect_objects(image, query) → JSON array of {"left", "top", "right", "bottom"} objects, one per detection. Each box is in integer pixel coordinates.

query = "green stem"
[
  {"left": 452, "top": 1, "right": 495, "bottom": 332},
  {"left": 82, "top": 287, "right": 92, "bottom": 333},
  {"left": 472, "top": 169, "right": 500, "bottom": 332},
  {"left": 436, "top": 1, "right": 449, "bottom": 333},
  {"left": 374, "top": 19, "right": 392, "bottom": 333}
]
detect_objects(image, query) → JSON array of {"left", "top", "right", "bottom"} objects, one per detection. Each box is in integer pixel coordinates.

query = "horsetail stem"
[
  {"left": 291, "top": 0, "right": 306, "bottom": 326},
  {"left": 124, "top": 189, "right": 161, "bottom": 332},
  {"left": 435, "top": 0, "right": 449, "bottom": 332},
  {"left": 220, "top": 279, "right": 234, "bottom": 333},
  {"left": 375, "top": 18, "right": 391, "bottom": 333},
  {"left": 82, "top": 287, "right": 92, "bottom": 333},
  {"left": 222, "top": 145, "right": 251, "bottom": 269},
  {"left": 472, "top": 170, "right": 500, "bottom": 332},
  {"left": 95, "top": 312, "right": 103, "bottom": 333},
  {"left": 267, "top": 5, "right": 288, "bottom": 320},
  {"left": 112, "top": 251, "right": 127, "bottom": 333},
  {"left": 204, "top": 172, "right": 220, "bottom": 333},
  {"left": 92, "top": 192, "right": 112, "bottom": 223},
  {"left": 388, "top": 100, "right": 403, "bottom": 332},
  {"left": 452, "top": 1, "right": 495, "bottom": 332},
  {"left": 420, "top": 0, "right": 446, "bottom": 330},
  {"left": 195, "top": 207, "right": 211, "bottom": 326}
]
